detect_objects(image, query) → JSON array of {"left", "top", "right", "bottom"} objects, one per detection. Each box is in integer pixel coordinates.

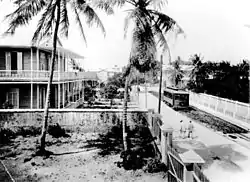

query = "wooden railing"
[
  {"left": 193, "top": 163, "right": 210, "bottom": 182},
  {"left": 0, "top": 70, "right": 98, "bottom": 82}
]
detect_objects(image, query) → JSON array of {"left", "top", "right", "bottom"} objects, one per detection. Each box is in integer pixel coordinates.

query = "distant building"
[
  {"left": 0, "top": 42, "right": 98, "bottom": 109},
  {"left": 97, "top": 65, "right": 123, "bottom": 83}
]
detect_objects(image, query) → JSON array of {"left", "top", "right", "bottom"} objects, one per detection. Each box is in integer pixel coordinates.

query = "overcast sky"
[{"left": 0, "top": 0, "right": 250, "bottom": 70}]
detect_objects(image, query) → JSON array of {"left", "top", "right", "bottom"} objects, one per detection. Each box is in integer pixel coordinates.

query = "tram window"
[{"left": 175, "top": 94, "right": 180, "bottom": 100}]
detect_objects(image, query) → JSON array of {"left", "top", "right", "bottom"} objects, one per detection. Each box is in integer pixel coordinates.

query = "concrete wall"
[
  {"left": 0, "top": 109, "right": 148, "bottom": 129},
  {"left": 189, "top": 92, "right": 250, "bottom": 129}
]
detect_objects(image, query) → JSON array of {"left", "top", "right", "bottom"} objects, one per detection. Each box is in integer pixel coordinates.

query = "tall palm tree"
[
  {"left": 5, "top": 0, "right": 112, "bottom": 153},
  {"left": 100, "top": 0, "right": 184, "bottom": 151},
  {"left": 169, "top": 59, "right": 184, "bottom": 87}
]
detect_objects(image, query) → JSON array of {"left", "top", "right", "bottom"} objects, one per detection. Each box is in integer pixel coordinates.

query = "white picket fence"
[{"left": 189, "top": 92, "right": 250, "bottom": 129}]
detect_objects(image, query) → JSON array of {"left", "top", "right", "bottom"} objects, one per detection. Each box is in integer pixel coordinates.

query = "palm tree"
[
  {"left": 100, "top": 0, "right": 184, "bottom": 152},
  {"left": 5, "top": 0, "right": 112, "bottom": 153},
  {"left": 169, "top": 58, "right": 184, "bottom": 87}
]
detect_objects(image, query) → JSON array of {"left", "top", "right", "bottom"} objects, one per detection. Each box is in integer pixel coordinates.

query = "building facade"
[
  {"left": 97, "top": 65, "right": 123, "bottom": 83},
  {"left": 0, "top": 45, "right": 98, "bottom": 109}
]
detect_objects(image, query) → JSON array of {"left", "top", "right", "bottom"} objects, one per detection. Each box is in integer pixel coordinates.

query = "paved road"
[{"left": 138, "top": 90, "right": 250, "bottom": 182}]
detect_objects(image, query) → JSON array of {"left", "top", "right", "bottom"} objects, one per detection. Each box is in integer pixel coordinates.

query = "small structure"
[
  {"left": 180, "top": 149, "right": 205, "bottom": 165},
  {"left": 180, "top": 149, "right": 205, "bottom": 182}
]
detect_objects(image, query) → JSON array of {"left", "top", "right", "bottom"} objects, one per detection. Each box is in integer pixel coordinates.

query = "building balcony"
[{"left": 0, "top": 70, "right": 98, "bottom": 83}]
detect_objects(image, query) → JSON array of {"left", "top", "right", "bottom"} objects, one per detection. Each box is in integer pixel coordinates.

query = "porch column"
[
  {"left": 37, "top": 84, "right": 40, "bottom": 108},
  {"left": 30, "top": 48, "right": 33, "bottom": 109},
  {"left": 82, "top": 81, "right": 85, "bottom": 101},
  {"left": 58, "top": 49, "right": 61, "bottom": 80},
  {"left": 58, "top": 84, "right": 61, "bottom": 108},
  {"left": 68, "top": 82, "right": 70, "bottom": 102},
  {"left": 78, "top": 81, "right": 81, "bottom": 101},
  {"left": 30, "top": 84, "right": 33, "bottom": 109},
  {"left": 62, "top": 83, "right": 65, "bottom": 108},
  {"left": 73, "top": 82, "right": 74, "bottom": 102},
  {"left": 36, "top": 48, "right": 39, "bottom": 70}
]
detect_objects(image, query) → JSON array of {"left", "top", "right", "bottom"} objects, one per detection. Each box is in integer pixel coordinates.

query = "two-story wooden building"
[{"left": 0, "top": 44, "right": 98, "bottom": 109}]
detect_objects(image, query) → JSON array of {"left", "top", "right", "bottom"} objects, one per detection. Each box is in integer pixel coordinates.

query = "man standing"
[
  {"left": 188, "top": 120, "right": 194, "bottom": 139},
  {"left": 179, "top": 120, "right": 186, "bottom": 138}
]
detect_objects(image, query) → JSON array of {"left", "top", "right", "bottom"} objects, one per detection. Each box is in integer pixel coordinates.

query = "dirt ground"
[{"left": 0, "top": 127, "right": 167, "bottom": 182}]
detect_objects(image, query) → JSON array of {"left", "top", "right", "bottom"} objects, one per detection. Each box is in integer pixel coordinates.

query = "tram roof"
[{"left": 163, "top": 87, "right": 189, "bottom": 94}]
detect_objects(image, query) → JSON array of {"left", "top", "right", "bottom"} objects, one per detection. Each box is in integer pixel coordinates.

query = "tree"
[
  {"left": 102, "top": 0, "right": 184, "bottom": 153},
  {"left": 187, "top": 54, "right": 208, "bottom": 92},
  {"left": 169, "top": 57, "right": 184, "bottom": 87},
  {"left": 5, "top": 0, "right": 112, "bottom": 153}
]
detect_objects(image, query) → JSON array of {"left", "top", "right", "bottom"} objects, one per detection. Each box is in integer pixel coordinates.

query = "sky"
[{"left": 0, "top": 0, "right": 250, "bottom": 70}]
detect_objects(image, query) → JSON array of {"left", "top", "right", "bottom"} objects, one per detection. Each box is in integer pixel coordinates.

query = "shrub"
[
  {"left": 48, "top": 123, "right": 70, "bottom": 138},
  {"left": 143, "top": 158, "right": 167, "bottom": 173}
]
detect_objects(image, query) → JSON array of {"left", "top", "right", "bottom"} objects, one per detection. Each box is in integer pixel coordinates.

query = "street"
[{"left": 138, "top": 89, "right": 250, "bottom": 182}]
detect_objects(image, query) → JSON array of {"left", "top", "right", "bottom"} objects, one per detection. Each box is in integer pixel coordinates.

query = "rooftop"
[{"left": 179, "top": 149, "right": 205, "bottom": 164}]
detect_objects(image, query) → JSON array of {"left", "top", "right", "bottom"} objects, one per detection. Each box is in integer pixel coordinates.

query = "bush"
[
  {"left": 48, "top": 123, "right": 70, "bottom": 138},
  {"left": 0, "top": 128, "right": 13, "bottom": 144},
  {"left": 143, "top": 158, "right": 167, "bottom": 173}
]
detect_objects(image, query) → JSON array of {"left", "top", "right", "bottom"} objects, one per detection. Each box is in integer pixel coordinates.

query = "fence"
[
  {"left": 189, "top": 92, "right": 250, "bottom": 129},
  {"left": 147, "top": 109, "right": 210, "bottom": 182},
  {"left": 193, "top": 163, "right": 210, "bottom": 182}
]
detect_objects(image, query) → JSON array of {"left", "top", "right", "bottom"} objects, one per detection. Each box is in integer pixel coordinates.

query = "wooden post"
[
  {"left": 144, "top": 73, "right": 147, "bottom": 108},
  {"left": 58, "top": 49, "right": 61, "bottom": 81},
  {"left": 68, "top": 82, "right": 70, "bottom": 102},
  {"left": 30, "top": 48, "right": 33, "bottom": 109},
  {"left": 62, "top": 83, "right": 65, "bottom": 108},
  {"left": 158, "top": 55, "right": 163, "bottom": 113},
  {"left": 58, "top": 84, "right": 60, "bottom": 108},
  {"left": 78, "top": 81, "right": 81, "bottom": 102},
  {"left": 37, "top": 84, "right": 39, "bottom": 108}
]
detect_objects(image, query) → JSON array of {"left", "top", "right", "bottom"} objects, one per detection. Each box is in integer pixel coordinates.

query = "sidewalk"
[{"left": 138, "top": 91, "right": 250, "bottom": 182}]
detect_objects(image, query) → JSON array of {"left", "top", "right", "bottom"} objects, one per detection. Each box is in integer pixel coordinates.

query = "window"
[{"left": 6, "top": 88, "right": 19, "bottom": 108}]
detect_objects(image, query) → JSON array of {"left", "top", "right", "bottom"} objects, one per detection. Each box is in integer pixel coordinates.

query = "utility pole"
[
  {"left": 158, "top": 55, "right": 163, "bottom": 113},
  {"left": 144, "top": 73, "right": 147, "bottom": 108}
]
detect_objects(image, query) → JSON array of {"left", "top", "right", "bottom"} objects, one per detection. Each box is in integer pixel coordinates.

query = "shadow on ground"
[
  {"left": 175, "top": 140, "right": 248, "bottom": 172},
  {"left": 84, "top": 123, "right": 167, "bottom": 172}
]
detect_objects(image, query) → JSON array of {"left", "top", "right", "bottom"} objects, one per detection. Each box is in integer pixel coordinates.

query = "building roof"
[
  {"left": 0, "top": 32, "right": 84, "bottom": 59},
  {"left": 0, "top": 45, "right": 84, "bottom": 59},
  {"left": 180, "top": 149, "right": 205, "bottom": 164}
]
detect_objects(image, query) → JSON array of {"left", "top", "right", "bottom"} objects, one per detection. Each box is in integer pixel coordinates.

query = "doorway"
[{"left": 11, "top": 52, "right": 17, "bottom": 71}]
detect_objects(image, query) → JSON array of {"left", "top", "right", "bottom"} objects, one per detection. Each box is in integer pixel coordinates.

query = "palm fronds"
[{"left": 4, "top": 0, "right": 47, "bottom": 34}]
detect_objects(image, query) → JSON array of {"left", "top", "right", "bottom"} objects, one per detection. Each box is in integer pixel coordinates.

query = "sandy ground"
[{"left": 0, "top": 131, "right": 167, "bottom": 182}]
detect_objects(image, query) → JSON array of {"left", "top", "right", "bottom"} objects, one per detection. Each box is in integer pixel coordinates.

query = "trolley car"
[{"left": 163, "top": 87, "right": 189, "bottom": 109}]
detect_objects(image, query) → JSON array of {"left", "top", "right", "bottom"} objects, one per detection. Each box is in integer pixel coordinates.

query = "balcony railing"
[{"left": 0, "top": 70, "right": 97, "bottom": 82}]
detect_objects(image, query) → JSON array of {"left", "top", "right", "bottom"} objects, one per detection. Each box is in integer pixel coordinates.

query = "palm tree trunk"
[
  {"left": 40, "top": 0, "right": 61, "bottom": 152},
  {"left": 158, "top": 55, "right": 163, "bottom": 113},
  {"left": 122, "top": 75, "right": 130, "bottom": 151}
]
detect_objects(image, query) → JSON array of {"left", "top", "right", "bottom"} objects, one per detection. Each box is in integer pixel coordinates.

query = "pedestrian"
[
  {"left": 179, "top": 120, "right": 186, "bottom": 139},
  {"left": 188, "top": 120, "right": 194, "bottom": 139}
]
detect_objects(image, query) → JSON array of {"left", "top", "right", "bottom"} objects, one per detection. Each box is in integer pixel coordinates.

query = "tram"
[{"left": 163, "top": 87, "right": 189, "bottom": 109}]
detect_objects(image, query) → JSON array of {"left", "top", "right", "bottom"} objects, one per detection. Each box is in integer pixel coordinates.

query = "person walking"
[
  {"left": 179, "top": 120, "right": 186, "bottom": 139},
  {"left": 188, "top": 120, "right": 194, "bottom": 139}
]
